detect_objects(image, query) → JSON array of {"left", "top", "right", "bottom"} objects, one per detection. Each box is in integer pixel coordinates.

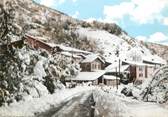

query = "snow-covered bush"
[
  {"left": 121, "top": 66, "right": 168, "bottom": 104},
  {"left": 93, "top": 89, "right": 130, "bottom": 117},
  {"left": 0, "top": 45, "right": 80, "bottom": 106},
  {"left": 0, "top": 2, "right": 80, "bottom": 103},
  {"left": 140, "top": 66, "right": 168, "bottom": 103},
  {"left": 120, "top": 79, "right": 152, "bottom": 100}
]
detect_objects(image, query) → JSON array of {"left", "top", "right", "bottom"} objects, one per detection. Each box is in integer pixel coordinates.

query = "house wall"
[
  {"left": 104, "top": 79, "right": 120, "bottom": 86},
  {"left": 130, "top": 65, "right": 157, "bottom": 82},
  {"left": 80, "top": 63, "right": 91, "bottom": 71},
  {"left": 129, "top": 66, "right": 136, "bottom": 82},
  {"left": 80, "top": 58, "right": 104, "bottom": 72},
  {"left": 129, "top": 65, "right": 146, "bottom": 81},
  {"left": 136, "top": 66, "right": 146, "bottom": 80},
  {"left": 90, "top": 59, "right": 103, "bottom": 71},
  {"left": 37, "top": 41, "right": 52, "bottom": 52},
  {"left": 146, "top": 66, "right": 155, "bottom": 78}
]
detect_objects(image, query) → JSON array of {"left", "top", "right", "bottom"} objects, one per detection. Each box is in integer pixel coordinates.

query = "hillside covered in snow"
[
  {"left": 76, "top": 27, "right": 166, "bottom": 65},
  {"left": 0, "top": 0, "right": 167, "bottom": 63}
]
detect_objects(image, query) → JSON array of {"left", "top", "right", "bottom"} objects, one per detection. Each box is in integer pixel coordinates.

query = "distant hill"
[{"left": 142, "top": 42, "right": 168, "bottom": 63}]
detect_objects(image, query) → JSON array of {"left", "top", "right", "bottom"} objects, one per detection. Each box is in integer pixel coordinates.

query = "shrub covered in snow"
[
  {"left": 140, "top": 66, "right": 168, "bottom": 103},
  {"left": 93, "top": 88, "right": 130, "bottom": 117},
  {"left": 0, "top": 45, "right": 80, "bottom": 106},
  {"left": 0, "top": 1, "right": 81, "bottom": 106},
  {"left": 121, "top": 66, "right": 168, "bottom": 104}
]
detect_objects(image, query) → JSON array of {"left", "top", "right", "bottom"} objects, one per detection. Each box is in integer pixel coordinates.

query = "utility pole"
[
  {"left": 116, "top": 67, "right": 118, "bottom": 90},
  {"left": 115, "top": 47, "right": 120, "bottom": 90},
  {"left": 70, "top": 26, "right": 76, "bottom": 64}
]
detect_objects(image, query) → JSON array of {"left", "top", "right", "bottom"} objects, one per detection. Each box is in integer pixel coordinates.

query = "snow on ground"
[
  {"left": 50, "top": 90, "right": 93, "bottom": 117},
  {"left": 0, "top": 86, "right": 95, "bottom": 117},
  {"left": 93, "top": 87, "right": 131, "bottom": 117},
  {"left": 127, "top": 102, "right": 168, "bottom": 117},
  {"left": 95, "top": 85, "right": 168, "bottom": 117},
  {"left": 0, "top": 84, "right": 168, "bottom": 117}
]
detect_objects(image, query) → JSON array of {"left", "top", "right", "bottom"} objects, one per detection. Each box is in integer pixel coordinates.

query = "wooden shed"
[{"left": 103, "top": 75, "right": 120, "bottom": 87}]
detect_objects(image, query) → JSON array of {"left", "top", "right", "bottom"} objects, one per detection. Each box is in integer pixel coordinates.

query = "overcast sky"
[{"left": 34, "top": 0, "right": 168, "bottom": 45}]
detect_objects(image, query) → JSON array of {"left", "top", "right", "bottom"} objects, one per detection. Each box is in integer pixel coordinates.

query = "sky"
[{"left": 34, "top": 0, "right": 168, "bottom": 45}]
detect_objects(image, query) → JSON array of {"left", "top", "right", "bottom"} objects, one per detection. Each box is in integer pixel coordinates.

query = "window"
[
  {"left": 139, "top": 73, "right": 143, "bottom": 77},
  {"left": 94, "top": 64, "right": 97, "bottom": 69},
  {"left": 139, "top": 66, "right": 143, "bottom": 71},
  {"left": 92, "top": 64, "right": 94, "bottom": 69},
  {"left": 98, "top": 64, "right": 101, "bottom": 69},
  {"left": 86, "top": 64, "right": 90, "bottom": 69}
]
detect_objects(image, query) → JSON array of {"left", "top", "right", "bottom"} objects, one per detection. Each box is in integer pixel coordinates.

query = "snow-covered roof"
[
  {"left": 25, "top": 34, "right": 48, "bottom": 43},
  {"left": 105, "top": 61, "right": 121, "bottom": 69},
  {"left": 24, "top": 35, "right": 90, "bottom": 55},
  {"left": 122, "top": 60, "right": 155, "bottom": 67},
  {"left": 105, "top": 64, "right": 129, "bottom": 73},
  {"left": 103, "top": 75, "right": 120, "bottom": 80},
  {"left": 47, "top": 43, "right": 91, "bottom": 54},
  {"left": 35, "top": 36, "right": 49, "bottom": 41},
  {"left": 60, "top": 52, "right": 81, "bottom": 59},
  {"left": 47, "top": 43, "right": 57, "bottom": 47},
  {"left": 104, "top": 56, "right": 119, "bottom": 64},
  {"left": 11, "top": 39, "right": 23, "bottom": 43},
  {"left": 81, "top": 54, "right": 105, "bottom": 63},
  {"left": 68, "top": 70, "right": 106, "bottom": 81},
  {"left": 143, "top": 55, "right": 166, "bottom": 65}
]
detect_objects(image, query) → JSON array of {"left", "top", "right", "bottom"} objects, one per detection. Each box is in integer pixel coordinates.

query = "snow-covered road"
[
  {"left": 0, "top": 86, "right": 168, "bottom": 117},
  {"left": 0, "top": 86, "right": 95, "bottom": 116},
  {"left": 37, "top": 87, "right": 168, "bottom": 117},
  {"left": 38, "top": 91, "right": 95, "bottom": 117}
]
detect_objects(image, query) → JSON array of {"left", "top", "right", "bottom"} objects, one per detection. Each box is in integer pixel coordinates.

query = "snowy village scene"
[{"left": 0, "top": 0, "right": 168, "bottom": 117}]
